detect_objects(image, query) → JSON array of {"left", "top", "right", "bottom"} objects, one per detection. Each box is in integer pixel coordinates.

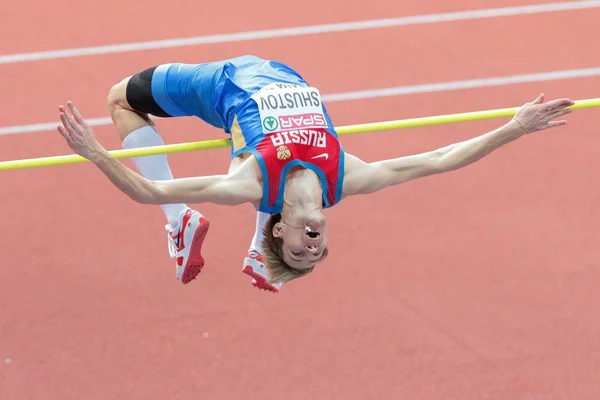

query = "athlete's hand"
[
  {"left": 57, "top": 101, "right": 106, "bottom": 161},
  {"left": 511, "top": 93, "right": 575, "bottom": 135}
]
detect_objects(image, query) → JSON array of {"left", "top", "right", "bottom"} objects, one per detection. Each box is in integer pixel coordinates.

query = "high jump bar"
[{"left": 1, "top": 97, "right": 599, "bottom": 171}]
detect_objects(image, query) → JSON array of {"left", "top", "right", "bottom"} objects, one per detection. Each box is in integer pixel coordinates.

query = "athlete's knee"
[
  {"left": 107, "top": 76, "right": 155, "bottom": 139},
  {"left": 107, "top": 77, "right": 133, "bottom": 116}
]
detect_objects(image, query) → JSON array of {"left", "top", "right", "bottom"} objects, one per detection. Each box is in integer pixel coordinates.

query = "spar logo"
[
  {"left": 263, "top": 116, "right": 279, "bottom": 132},
  {"left": 263, "top": 114, "right": 326, "bottom": 133},
  {"left": 279, "top": 113, "right": 326, "bottom": 130}
]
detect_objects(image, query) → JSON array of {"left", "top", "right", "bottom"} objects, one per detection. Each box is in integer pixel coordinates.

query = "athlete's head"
[{"left": 261, "top": 212, "right": 329, "bottom": 284}]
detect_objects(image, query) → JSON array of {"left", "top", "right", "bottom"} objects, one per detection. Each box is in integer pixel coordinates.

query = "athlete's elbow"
[
  {"left": 130, "top": 181, "right": 168, "bottom": 205},
  {"left": 127, "top": 190, "right": 157, "bottom": 205},
  {"left": 431, "top": 158, "right": 454, "bottom": 174},
  {"left": 434, "top": 153, "right": 474, "bottom": 174},
  {"left": 430, "top": 148, "right": 467, "bottom": 174},
  {"left": 417, "top": 151, "right": 446, "bottom": 175}
]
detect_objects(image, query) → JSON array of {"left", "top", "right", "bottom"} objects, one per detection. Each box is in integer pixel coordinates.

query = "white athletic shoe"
[
  {"left": 166, "top": 208, "right": 210, "bottom": 284},
  {"left": 242, "top": 249, "right": 282, "bottom": 293}
]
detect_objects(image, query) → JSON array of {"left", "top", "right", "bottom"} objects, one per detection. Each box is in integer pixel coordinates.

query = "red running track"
[{"left": 1, "top": 1, "right": 600, "bottom": 399}]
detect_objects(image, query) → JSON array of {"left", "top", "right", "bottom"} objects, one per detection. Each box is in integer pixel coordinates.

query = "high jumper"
[{"left": 55, "top": 55, "right": 574, "bottom": 292}]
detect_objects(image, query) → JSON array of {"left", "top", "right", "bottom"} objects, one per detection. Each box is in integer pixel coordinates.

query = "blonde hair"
[{"left": 261, "top": 213, "right": 328, "bottom": 284}]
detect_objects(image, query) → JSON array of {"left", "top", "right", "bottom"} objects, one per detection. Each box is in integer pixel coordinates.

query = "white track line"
[
  {"left": 1, "top": 1, "right": 599, "bottom": 64},
  {"left": 1, "top": 67, "right": 598, "bottom": 136}
]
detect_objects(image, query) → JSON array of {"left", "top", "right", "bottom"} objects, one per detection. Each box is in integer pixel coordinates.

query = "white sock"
[
  {"left": 250, "top": 212, "right": 271, "bottom": 252},
  {"left": 122, "top": 125, "right": 188, "bottom": 230}
]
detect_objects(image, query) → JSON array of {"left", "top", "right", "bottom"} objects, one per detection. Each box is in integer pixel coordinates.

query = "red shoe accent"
[
  {"left": 181, "top": 217, "right": 210, "bottom": 284},
  {"left": 242, "top": 265, "right": 279, "bottom": 293},
  {"left": 170, "top": 211, "right": 195, "bottom": 253},
  {"left": 242, "top": 250, "right": 280, "bottom": 293}
]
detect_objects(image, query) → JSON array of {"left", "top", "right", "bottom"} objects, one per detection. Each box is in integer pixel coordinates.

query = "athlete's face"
[{"left": 273, "top": 216, "right": 329, "bottom": 270}]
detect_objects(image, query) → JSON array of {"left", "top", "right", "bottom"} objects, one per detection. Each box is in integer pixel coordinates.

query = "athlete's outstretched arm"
[
  {"left": 56, "top": 101, "right": 261, "bottom": 206},
  {"left": 342, "top": 94, "right": 574, "bottom": 197}
]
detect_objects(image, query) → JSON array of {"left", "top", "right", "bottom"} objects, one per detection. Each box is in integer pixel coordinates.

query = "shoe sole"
[
  {"left": 179, "top": 217, "right": 210, "bottom": 284},
  {"left": 242, "top": 264, "right": 279, "bottom": 293}
]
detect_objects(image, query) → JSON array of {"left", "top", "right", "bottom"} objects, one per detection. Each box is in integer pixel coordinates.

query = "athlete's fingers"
[
  {"left": 60, "top": 113, "right": 74, "bottom": 134},
  {"left": 531, "top": 93, "right": 544, "bottom": 104},
  {"left": 58, "top": 106, "right": 66, "bottom": 122},
  {"left": 56, "top": 124, "right": 71, "bottom": 141},
  {"left": 547, "top": 120, "right": 568, "bottom": 128},
  {"left": 548, "top": 108, "right": 573, "bottom": 120},
  {"left": 59, "top": 105, "right": 73, "bottom": 123},
  {"left": 59, "top": 104, "right": 79, "bottom": 130},
  {"left": 66, "top": 114, "right": 77, "bottom": 133},
  {"left": 67, "top": 101, "right": 85, "bottom": 126},
  {"left": 544, "top": 98, "right": 575, "bottom": 110},
  {"left": 68, "top": 115, "right": 79, "bottom": 133},
  {"left": 62, "top": 113, "right": 80, "bottom": 137}
]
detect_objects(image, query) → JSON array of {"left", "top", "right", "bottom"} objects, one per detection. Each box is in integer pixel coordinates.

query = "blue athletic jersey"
[{"left": 150, "top": 55, "right": 345, "bottom": 213}]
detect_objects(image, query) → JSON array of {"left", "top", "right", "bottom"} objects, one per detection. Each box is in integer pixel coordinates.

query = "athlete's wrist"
[
  {"left": 87, "top": 148, "right": 112, "bottom": 165},
  {"left": 498, "top": 119, "right": 527, "bottom": 141},
  {"left": 506, "top": 118, "right": 528, "bottom": 137}
]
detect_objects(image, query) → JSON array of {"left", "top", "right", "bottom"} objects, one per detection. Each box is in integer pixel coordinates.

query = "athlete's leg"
[
  {"left": 107, "top": 68, "right": 188, "bottom": 229},
  {"left": 107, "top": 66, "right": 209, "bottom": 284}
]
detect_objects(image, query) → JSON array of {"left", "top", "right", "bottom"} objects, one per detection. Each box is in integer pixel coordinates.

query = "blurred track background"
[{"left": 1, "top": 1, "right": 600, "bottom": 399}]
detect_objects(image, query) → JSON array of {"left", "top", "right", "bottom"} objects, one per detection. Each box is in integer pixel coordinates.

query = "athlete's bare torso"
[
  {"left": 225, "top": 153, "right": 315, "bottom": 208},
  {"left": 225, "top": 151, "right": 376, "bottom": 210}
]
